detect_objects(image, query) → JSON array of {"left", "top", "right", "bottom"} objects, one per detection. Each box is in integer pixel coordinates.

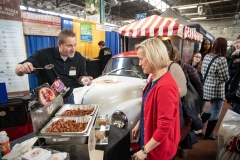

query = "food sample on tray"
[
  {"left": 45, "top": 118, "right": 88, "bottom": 133},
  {"left": 34, "top": 83, "right": 56, "bottom": 106},
  {"left": 55, "top": 104, "right": 97, "bottom": 117},
  {"left": 62, "top": 107, "right": 94, "bottom": 116}
]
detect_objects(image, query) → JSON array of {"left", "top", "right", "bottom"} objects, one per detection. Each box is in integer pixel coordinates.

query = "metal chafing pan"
[
  {"left": 55, "top": 104, "right": 98, "bottom": 117},
  {"left": 40, "top": 116, "right": 92, "bottom": 135}
]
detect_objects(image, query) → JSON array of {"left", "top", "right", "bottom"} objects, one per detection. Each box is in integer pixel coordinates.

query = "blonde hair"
[{"left": 135, "top": 37, "right": 169, "bottom": 69}]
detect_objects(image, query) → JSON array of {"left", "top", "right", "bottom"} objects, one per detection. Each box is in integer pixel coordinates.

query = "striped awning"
[{"left": 119, "top": 15, "right": 203, "bottom": 42}]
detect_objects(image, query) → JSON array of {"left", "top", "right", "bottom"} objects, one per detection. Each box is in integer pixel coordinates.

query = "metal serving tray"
[
  {"left": 40, "top": 116, "right": 92, "bottom": 136},
  {"left": 55, "top": 104, "right": 98, "bottom": 117}
]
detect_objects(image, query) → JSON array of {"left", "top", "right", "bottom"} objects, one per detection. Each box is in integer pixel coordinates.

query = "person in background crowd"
[
  {"left": 200, "top": 37, "right": 229, "bottom": 140},
  {"left": 163, "top": 40, "right": 203, "bottom": 159},
  {"left": 15, "top": 29, "right": 93, "bottom": 104},
  {"left": 187, "top": 52, "right": 203, "bottom": 82},
  {"left": 132, "top": 37, "right": 180, "bottom": 160},
  {"left": 163, "top": 40, "right": 202, "bottom": 101},
  {"left": 226, "top": 66, "right": 240, "bottom": 114},
  {"left": 161, "top": 39, "right": 187, "bottom": 98},
  {"left": 97, "top": 41, "right": 112, "bottom": 72},
  {"left": 225, "top": 37, "right": 240, "bottom": 93},
  {"left": 226, "top": 43, "right": 236, "bottom": 68},
  {"left": 199, "top": 39, "right": 212, "bottom": 61}
]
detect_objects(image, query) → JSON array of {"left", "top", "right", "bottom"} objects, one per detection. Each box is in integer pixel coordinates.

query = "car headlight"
[{"left": 111, "top": 110, "right": 128, "bottom": 129}]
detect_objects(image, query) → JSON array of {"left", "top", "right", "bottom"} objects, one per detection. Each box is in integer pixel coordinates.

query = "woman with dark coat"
[
  {"left": 170, "top": 45, "right": 203, "bottom": 101},
  {"left": 199, "top": 39, "right": 212, "bottom": 61},
  {"left": 187, "top": 52, "right": 203, "bottom": 82}
]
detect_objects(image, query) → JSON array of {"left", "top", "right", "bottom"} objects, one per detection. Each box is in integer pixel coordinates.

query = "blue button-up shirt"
[{"left": 140, "top": 78, "right": 160, "bottom": 147}]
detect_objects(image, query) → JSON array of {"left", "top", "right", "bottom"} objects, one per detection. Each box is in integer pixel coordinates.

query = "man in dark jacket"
[
  {"left": 97, "top": 41, "right": 112, "bottom": 72},
  {"left": 226, "top": 66, "right": 240, "bottom": 114},
  {"left": 226, "top": 36, "right": 240, "bottom": 93}
]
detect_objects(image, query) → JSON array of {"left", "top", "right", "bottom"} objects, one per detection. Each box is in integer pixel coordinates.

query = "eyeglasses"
[{"left": 194, "top": 56, "right": 201, "bottom": 59}]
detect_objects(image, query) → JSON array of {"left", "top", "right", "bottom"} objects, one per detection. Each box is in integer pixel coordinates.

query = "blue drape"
[
  {"left": 105, "top": 31, "right": 121, "bottom": 56},
  {"left": 25, "top": 36, "right": 58, "bottom": 93},
  {"left": 61, "top": 17, "right": 73, "bottom": 30}
]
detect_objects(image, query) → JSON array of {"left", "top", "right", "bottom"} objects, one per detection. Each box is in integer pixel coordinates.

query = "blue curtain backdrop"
[
  {"left": 105, "top": 31, "right": 121, "bottom": 56},
  {"left": 25, "top": 36, "right": 58, "bottom": 93}
]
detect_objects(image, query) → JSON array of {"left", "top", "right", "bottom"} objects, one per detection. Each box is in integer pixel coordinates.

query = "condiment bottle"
[{"left": 0, "top": 131, "right": 10, "bottom": 156}]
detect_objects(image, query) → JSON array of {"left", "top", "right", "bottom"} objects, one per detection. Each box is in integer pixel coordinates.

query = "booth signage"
[
  {"left": 80, "top": 22, "right": 92, "bottom": 42},
  {"left": 96, "top": 24, "right": 116, "bottom": 32},
  {"left": 0, "top": 0, "right": 21, "bottom": 21},
  {"left": 0, "top": 0, "right": 30, "bottom": 97},
  {"left": 206, "top": 33, "right": 214, "bottom": 41},
  {"left": 22, "top": 11, "right": 61, "bottom": 36}
]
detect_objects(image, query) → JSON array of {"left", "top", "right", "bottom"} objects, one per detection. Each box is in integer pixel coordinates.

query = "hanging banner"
[
  {"left": 80, "top": 22, "right": 92, "bottom": 42},
  {"left": 96, "top": 24, "right": 117, "bottom": 32},
  {"left": 22, "top": 11, "right": 61, "bottom": 36},
  {"left": 85, "top": 0, "right": 100, "bottom": 23},
  {"left": 0, "top": 0, "right": 21, "bottom": 21},
  {"left": 0, "top": 0, "right": 30, "bottom": 97}
]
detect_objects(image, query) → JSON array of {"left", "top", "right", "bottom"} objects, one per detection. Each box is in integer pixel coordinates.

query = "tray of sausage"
[
  {"left": 40, "top": 116, "right": 92, "bottom": 135},
  {"left": 55, "top": 104, "right": 98, "bottom": 117}
]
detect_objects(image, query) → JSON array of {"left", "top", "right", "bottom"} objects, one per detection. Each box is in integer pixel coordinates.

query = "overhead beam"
[
  {"left": 190, "top": 16, "right": 233, "bottom": 21},
  {"left": 171, "top": 0, "right": 232, "bottom": 9},
  {"left": 182, "top": 12, "right": 237, "bottom": 16},
  {"left": 204, "top": 0, "right": 213, "bottom": 18}
]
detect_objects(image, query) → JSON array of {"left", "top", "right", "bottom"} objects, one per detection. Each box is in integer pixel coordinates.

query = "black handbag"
[
  {"left": 182, "top": 81, "right": 201, "bottom": 116},
  {"left": 168, "top": 62, "right": 201, "bottom": 115}
]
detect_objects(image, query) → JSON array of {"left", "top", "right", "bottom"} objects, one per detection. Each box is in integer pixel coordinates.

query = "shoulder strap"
[
  {"left": 202, "top": 56, "right": 220, "bottom": 85},
  {"left": 168, "top": 62, "right": 175, "bottom": 71}
]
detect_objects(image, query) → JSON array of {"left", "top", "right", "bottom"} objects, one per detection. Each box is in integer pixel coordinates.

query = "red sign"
[{"left": 0, "top": 0, "right": 21, "bottom": 21}]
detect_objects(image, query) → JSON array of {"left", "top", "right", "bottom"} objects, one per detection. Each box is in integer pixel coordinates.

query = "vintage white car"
[{"left": 73, "top": 51, "right": 147, "bottom": 132}]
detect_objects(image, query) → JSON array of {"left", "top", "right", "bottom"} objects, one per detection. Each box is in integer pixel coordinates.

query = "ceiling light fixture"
[
  {"left": 190, "top": 17, "right": 207, "bottom": 20},
  {"left": 178, "top": 6, "right": 197, "bottom": 10}
]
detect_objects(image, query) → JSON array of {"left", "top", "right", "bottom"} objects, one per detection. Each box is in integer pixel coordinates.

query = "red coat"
[{"left": 143, "top": 72, "right": 180, "bottom": 160}]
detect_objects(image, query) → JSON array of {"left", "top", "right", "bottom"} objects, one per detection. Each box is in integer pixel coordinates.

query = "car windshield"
[{"left": 103, "top": 57, "right": 148, "bottom": 79}]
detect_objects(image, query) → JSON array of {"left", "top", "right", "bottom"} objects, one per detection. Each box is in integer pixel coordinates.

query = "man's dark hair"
[
  {"left": 237, "top": 35, "right": 240, "bottom": 39},
  {"left": 98, "top": 41, "right": 105, "bottom": 46},
  {"left": 58, "top": 29, "right": 76, "bottom": 44}
]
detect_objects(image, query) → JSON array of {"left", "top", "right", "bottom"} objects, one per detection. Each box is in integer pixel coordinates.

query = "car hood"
[{"left": 74, "top": 75, "right": 147, "bottom": 115}]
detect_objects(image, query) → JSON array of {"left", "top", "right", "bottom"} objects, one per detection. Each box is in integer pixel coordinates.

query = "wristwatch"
[{"left": 141, "top": 146, "right": 149, "bottom": 155}]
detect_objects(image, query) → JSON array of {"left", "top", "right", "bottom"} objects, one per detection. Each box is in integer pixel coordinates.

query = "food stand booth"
[
  {"left": 119, "top": 15, "right": 203, "bottom": 62},
  {"left": 7, "top": 93, "right": 130, "bottom": 160}
]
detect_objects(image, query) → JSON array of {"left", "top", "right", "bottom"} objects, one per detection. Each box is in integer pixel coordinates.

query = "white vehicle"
[{"left": 73, "top": 51, "right": 147, "bottom": 131}]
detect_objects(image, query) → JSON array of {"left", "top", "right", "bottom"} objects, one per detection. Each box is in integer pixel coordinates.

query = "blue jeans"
[
  {"left": 64, "top": 93, "right": 75, "bottom": 104},
  {"left": 205, "top": 98, "right": 224, "bottom": 121},
  {"left": 201, "top": 101, "right": 207, "bottom": 112},
  {"left": 231, "top": 102, "right": 240, "bottom": 114}
]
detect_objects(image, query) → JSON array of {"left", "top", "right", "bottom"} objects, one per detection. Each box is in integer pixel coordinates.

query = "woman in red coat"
[{"left": 132, "top": 37, "right": 180, "bottom": 160}]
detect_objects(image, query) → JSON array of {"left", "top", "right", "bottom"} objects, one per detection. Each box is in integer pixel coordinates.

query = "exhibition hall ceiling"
[
  {"left": 20, "top": 0, "right": 239, "bottom": 21},
  {"left": 19, "top": 0, "right": 240, "bottom": 40}
]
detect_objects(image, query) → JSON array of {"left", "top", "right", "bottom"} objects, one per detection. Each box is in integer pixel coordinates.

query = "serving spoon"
[{"left": 34, "top": 64, "right": 54, "bottom": 70}]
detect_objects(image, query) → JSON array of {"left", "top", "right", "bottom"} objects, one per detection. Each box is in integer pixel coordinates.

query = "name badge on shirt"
[{"left": 69, "top": 66, "right": 76, "bottom": 76}]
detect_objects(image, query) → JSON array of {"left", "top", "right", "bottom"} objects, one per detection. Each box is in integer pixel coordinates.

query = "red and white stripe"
[{"left": 119, "top": 15, "right": 203, "bottom": 42}]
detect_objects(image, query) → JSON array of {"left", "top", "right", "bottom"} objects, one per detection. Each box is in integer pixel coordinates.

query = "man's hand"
[
  {"left": 15, "top": 62, "right": 34, "bottom": 76},
  {"left": 232, "top": 50, "right": 239, "bottom": 56},
  {"left": 233, "top": 58, "right": 240, "bottom": 63},
  {"left": 78, "top": 76, "right": 93, "bottom": 86}
]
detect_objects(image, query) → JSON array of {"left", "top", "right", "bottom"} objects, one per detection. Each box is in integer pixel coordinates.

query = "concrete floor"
[{"left": 175, "top": 101, "right": 232, "bottom": 160}]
